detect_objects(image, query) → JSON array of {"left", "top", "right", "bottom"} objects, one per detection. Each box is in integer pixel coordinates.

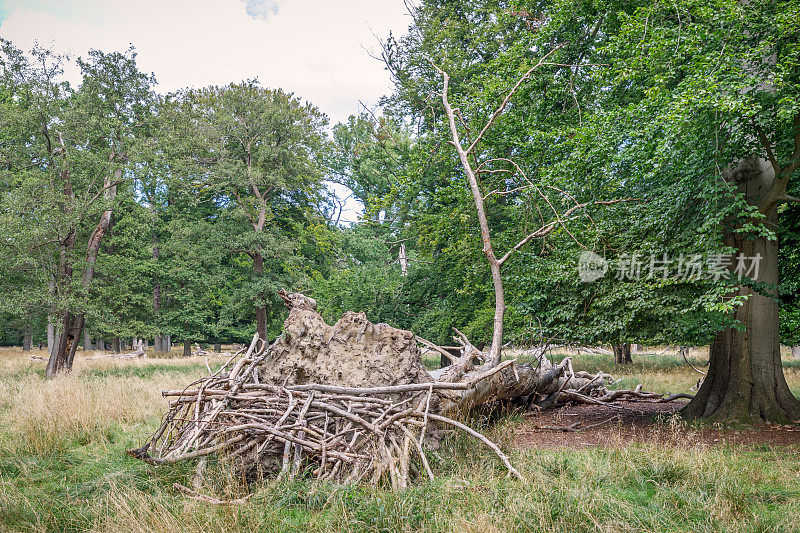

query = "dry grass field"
[{"left": 1, "top": 346, "right": 799, "bottom": 532}]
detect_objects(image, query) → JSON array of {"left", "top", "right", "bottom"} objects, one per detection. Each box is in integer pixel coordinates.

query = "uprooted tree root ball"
[{"left": 128, "top": 290, "right": 690, "bottom": 489}]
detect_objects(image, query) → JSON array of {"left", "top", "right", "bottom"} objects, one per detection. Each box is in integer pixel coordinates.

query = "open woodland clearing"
[
  {"left": 3, "top": 0, "right": 800, "bottom": 531},
  {"left": 1, "top": 346, "right": 800, "bottom": 532}
]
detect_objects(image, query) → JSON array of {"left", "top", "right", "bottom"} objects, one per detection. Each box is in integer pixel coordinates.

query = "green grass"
[
  {"left": 3, "top": 432, "right": 799, "bottom": 532},
  {"left": 0, "top": 349, "right": 799, "bottom": 532},
  {"left": 80, "top": 363, "right": 206, "bottom": 380}
]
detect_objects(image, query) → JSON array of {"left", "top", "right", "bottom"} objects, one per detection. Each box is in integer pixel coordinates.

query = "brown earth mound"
[{"left": 259, "top": 291, "right": 430, "bottom": 388}]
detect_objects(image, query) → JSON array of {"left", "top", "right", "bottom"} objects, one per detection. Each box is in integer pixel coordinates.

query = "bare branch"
[{"left": 497, "top": 198, "right": 635, "bottom": 267}]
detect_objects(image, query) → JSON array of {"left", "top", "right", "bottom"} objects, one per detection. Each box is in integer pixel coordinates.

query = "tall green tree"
[
  {"left": 164, "top": 81, "right": 330, "bottom": 341},
  {"left": 602, "top": 0, "right": 800, "bottom": 422},
  {"left": 0, "top": 41, "right": 156, "bottom": 376},
  {"left": 383, "top": 0, "right": 800, "bottom": 421}
]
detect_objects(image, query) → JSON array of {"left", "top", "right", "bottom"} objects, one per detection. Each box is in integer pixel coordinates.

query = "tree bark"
[
  {"left": 153, "top": 241, "right": 166, "bottom": 354},
  {"left": 47, "top": 320, "right": 54, "bottom": 356},
  {"left": 165, "top": 334, "right": 171, "bottom": 353},
  {"left": 23, "top": 323, "right": 32, "bottom": 351},
  {"left": 112, "top": 337, "right": 121, "bottom": 353},
  {"left": 253, "top": 252, "right": 268, "bottom": 342},
  {"left": 683, "top": 157, "right": 800, "bottom": 423},
  {"left": 183, "top": 340, "right": 191, "bottom": 357},
  {"left": 46, "top": 224, "right": 77, "bottom": 377},
  {"left": 83, "top": 329, "right": 92, "bottom": 351},
  {"left": 214, "top": 343, "right": 221, "bottom": 353},
  {"left": 612, "top": 343, "right": 632, "bottom": 364}
]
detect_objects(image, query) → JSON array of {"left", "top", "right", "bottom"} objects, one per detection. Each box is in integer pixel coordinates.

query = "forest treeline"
[{"left": 1, "top": 0, "right": 799, "bottom": 367}]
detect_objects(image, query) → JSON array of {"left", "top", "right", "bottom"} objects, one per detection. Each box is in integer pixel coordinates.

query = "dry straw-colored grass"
[
  {"left": 1, "top": 346, "right": 799, "bottom": 532},
  {"left": 0, "top": 348, "right": 208, "bottom": 454}
]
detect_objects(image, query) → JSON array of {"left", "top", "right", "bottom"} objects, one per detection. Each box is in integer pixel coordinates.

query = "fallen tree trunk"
[{"left": 129, "top": 290, "right": 688, "bottom": 488}]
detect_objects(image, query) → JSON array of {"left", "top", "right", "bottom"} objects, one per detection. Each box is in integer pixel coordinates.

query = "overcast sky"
[
  {"left": 0, "top": 0, "right": 410, "bottom": 125},
  {"left": 0, "top": 0, "right": 411, "bottom": 222}
]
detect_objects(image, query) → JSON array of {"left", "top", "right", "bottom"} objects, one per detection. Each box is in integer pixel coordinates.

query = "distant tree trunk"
[
  {"left": 792, "top": 346, "right": 800, "bottom": 358},
  {"left": 83, "top": 329, "right": 92, "bottom": 351},
  {"left": 683, "top": 157, "right": 800, "bottom": 423},
  {"left": 613, "top": 343, "right": 632, "bottom": 364},
  {"left": 633, "top": 344, "right": 643, "bottom": 352},
  {"left": 399, "top": 243, "right": 408, "bottom": 276},
  {"left": 214, "top": 343, "right": 221, "bottom": 353},
  {"left": 112, "top": 337, "right": 121, "bottom": 353},
  {"left": 183, "top": 340, "right": 191, "bottom": 357},
  {"left": 253, "top": 252, "right": 267, "bottom": 342},
  {"left": 153, "top": 241, "right": 165, "bottom": 354},
  {"left": 23, "top": 324, "right": 32, "bottom": 351},
  {"left": 165, "top": 334, "right": 171, "bottom": 353},
  {"left": 98, "top": 337, "right": 105, "bottom": 351},
  {"left": 47, "top": 320, "right": 55, "bottom": 357}
]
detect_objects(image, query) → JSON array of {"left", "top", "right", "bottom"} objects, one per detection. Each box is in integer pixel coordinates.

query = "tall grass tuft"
[{"left": 1, "top": 369, "right": 206, "bottom": 455}]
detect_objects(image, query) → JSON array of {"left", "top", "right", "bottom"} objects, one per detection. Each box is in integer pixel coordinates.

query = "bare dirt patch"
[{"left": 514, "top": 401, "right": 800, "bottom": 450}]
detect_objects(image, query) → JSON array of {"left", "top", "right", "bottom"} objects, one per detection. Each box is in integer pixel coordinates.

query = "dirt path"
[{"left": 514, "top": 401, "right": 800, "bottom": 450}]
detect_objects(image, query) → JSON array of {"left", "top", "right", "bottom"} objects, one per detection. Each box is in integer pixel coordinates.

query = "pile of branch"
[
  {"left": 128, "top": 291, "right": 690, "bottom": 489},
  {"left": 130, "top": 335, "right": 521, "bottom": 487}
]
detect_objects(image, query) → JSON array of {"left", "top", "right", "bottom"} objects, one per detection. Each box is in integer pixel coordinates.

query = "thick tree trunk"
[
  {"left": 98, "top": 337, "right": 105, "bottom": 351},
  {"left": 112, "top": 337, "right": 121, "bottom": 353},
  {"left": 83, "top": 329, "right": 92, "bottom": 351},
  {"left": 213, "top": 343, "right": 221, "bottom": 353},
  {"left": 612, "top": 343, "right": 632, "bottom": 364},
  {"left": 683, "top": 157, "right": 800, "bottom": 423},
  {"left": 253, "top": 252, "right": 268, "bottom": 342},
  {"left": 183, "top": 340, "right": 191, "bottom": 358},
  {"left": 46, "top": 312, "right": 78, "bottom": 377}
]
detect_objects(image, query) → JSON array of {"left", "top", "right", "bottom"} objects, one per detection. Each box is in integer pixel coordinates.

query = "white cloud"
[
  {"left": 0, "top": 0, "right": 412, "bottom": 125},
  {"left": 240, "top": 0, "right": 282, "bottom": 20}
]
